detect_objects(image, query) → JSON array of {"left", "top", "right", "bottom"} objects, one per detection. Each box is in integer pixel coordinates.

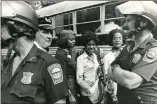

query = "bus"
[{"left": 36, "top": 1, "right": 127, "bottom": 55}]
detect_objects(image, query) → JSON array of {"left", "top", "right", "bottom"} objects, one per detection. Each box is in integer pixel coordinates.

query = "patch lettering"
[
  {"left": 21, "top": 72, "right": 33, "bottom": 84},
  {"left": 47, "top": 64, "right": 63, "bottom": 85},
  {"left": 143, "top": 47, "right": 157, "bottom": 63}
]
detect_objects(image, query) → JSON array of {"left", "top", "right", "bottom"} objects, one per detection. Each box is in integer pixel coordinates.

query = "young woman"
[{"left": 76, "top": 33, "right": 102, "bottom": 104}]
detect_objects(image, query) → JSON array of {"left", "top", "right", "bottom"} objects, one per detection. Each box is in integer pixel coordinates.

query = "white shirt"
[
  {"left": 76, "top": 52, "right": 99, "bottom": 96},
  {"left": 103, "top": 51, "right": 117, "bottom": 95},
  {"left": 33, "top": 41, "right": 47, "bottom": 52}
]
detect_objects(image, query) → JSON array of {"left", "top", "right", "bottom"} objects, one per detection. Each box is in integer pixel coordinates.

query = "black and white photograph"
[{"left": 1, "top": 1, "right": 157, "bottom": 104}]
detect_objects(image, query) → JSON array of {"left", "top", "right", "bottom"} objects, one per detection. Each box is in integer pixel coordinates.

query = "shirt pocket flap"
[{"left": 10, "top": 82, "right": 37, "bottom": 98}]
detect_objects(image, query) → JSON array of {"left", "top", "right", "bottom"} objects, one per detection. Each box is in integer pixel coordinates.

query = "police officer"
[
  {"left": 1, "top": 1, "right": 68, "bottom": 104},
  {"left": 34, "top": 20, "right": 53, "bottom": 52},
  {"left": 108, "top": 1, "right": 157, "bottom": 104}
]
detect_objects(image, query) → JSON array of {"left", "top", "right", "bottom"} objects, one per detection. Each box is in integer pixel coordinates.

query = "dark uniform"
[
  {"left": 55, "top": 48, "right": 78, "bottom": 103},
  {"left": 1, "top": 45, "right": 68, "bottom": 104},
  {"left": 112, "top": 36, "right": 157, "bottom": 104}
]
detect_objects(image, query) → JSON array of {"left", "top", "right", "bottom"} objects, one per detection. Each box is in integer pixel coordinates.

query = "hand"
[{"left": 68, "top": 90, "right": 77, "bottom": 104}]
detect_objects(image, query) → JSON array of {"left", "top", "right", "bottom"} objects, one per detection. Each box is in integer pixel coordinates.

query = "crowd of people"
[{"left": 1, "top": 1, "right": 157, "bottom": 104}]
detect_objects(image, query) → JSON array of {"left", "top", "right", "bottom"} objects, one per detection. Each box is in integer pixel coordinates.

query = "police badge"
[
  {"left": 132, "top": 54, "right": 141, "bottom": 64},
  {"left": 21, "top": 72, "right": 33, "bottom": 84}
]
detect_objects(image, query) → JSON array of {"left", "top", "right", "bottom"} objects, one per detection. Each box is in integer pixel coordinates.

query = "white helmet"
[{"left": 116, "top": 1, "right": 157, "bottom": 28}]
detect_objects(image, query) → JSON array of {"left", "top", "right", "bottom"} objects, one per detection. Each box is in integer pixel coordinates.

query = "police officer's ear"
[{"left": 140, "top": 18, "right": 149, "bottom": 28}]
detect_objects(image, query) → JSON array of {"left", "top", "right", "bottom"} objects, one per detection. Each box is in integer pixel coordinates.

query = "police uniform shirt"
[
  {"left": 1, "top": 45, "right": 68, "bottom": 104},
  {"left": 76, "top": 52, "right": 99, "bottom": 96},
  {"left": 111, "top": 35, "right": 157, "bottom": 103}
]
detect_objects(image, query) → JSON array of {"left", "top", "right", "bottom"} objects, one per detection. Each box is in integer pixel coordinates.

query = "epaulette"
[
  {"left": 148, "top": 38, "right": 157, "bottom": 47},
  {"left": 36, "top": 49, "right": 59, "bottom": 65}
]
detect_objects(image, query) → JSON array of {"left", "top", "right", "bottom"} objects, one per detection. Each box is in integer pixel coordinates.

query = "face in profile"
[
  {"left": 124, "top": 14, "right": 137, "bottom": 32},
  {"left": 67, "top": 34, "right": 75, "bottom": 48},
  {"left": 36, "top": 29, "right": 52, "bottom": 48},
  {"left": 85, "top": 40, "right": 96, "bottom": 54},
  {"left": 112, "top": 32, "right": 123, "bottom": 48}
]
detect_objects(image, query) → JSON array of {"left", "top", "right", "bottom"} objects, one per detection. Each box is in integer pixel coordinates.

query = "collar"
[
  {"left": 23, "top": 44, "right": 38, "bottom": 63},
  {"left": 132, "top": 35, "right": 153, "bottom": 49},
  {"left": 138, "top": 35, "right": 153, "bottom": 48},
  {"left": 34, "top": 41, "right": 47, "bottom": 52},
  {"left": 82, "top": 51, "right": 97, "bottom": 61}
]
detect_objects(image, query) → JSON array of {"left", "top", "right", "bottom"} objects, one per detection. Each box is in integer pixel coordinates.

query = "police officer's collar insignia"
[
  {"left": 132, "top": 54, "right": 141, "bottom": 64},
  {"left": 143, "top": 47, "right": 157, "bottom": 63},
  {"left": 21, "top": 72, "right": 33, "bottom": 84},
  {"left": 28, "top": 56, "right": 37, "bottom": 62},
  {"left": 47, "top": 64, "right": 63, "bottom": 85},
  {"left": 67, "top": 55, "right": 71, "bottom": 58}
]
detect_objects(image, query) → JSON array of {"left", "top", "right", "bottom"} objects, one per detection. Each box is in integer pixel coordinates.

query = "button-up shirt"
[{"left": 76, "top": 52, "right": 99, "bottom": 96}]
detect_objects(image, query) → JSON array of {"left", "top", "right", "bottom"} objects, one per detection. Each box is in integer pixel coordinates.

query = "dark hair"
[
  {"left": 82, "top": 30, "right": 99, "bottom": 46},
  {"left": 108, "top": 28, "right": 125, "bottom": 46},
  {"left": 57, "top": 29, "right": 75, "bottom": 48}
]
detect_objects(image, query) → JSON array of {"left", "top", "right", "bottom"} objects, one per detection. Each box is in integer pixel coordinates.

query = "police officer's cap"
[
  {"left": 38, "top": 17, "right": 52, "bottom": 31},
  {"left": 116, "top": 1, "right": 157, "bottom": 28},
  {"left": 38, "top": 24, "right": 53, "bottom": 31}
]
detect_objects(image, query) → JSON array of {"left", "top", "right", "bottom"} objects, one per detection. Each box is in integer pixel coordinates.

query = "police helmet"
[
  {"left": 116, "top": 1, "right": 157, "bottom": 28},
  {"left": 2, "top": 1, "right": 38, "bottom": 30}
]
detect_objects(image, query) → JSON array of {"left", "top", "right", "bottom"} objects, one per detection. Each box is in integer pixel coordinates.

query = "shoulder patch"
[
  {"left": 47, "top": 63, "right": 63, "bottom": 85},
  {"left": 143, "top": 47, "right": 157, "bottom": 63}
]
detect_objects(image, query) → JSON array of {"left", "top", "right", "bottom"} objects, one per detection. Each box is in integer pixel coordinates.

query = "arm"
[
  {"left": 108, "top": 65, "right": 143, "bottom": 89},
  {"left": 44, "top": 62, "right": 68, "bottom": 104},
  {"left": 99, "top": 48, "right": 105, "bottom": 59}
]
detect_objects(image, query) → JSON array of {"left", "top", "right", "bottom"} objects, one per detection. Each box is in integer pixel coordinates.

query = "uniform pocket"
[{"left": 10, "top": 82, "right": 37, "bottom": 99}]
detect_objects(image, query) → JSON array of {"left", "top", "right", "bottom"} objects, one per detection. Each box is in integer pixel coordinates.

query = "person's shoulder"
[
  {"left": 37, "top": 49, "right": 59, "bottom": 64},
  {"left": 149, "top": 38, "right": 157, "bottom": 47},
  {"left": 56, "top": 48, "right": 67, "bottom": 56},
  {"left": 77, "top": 52, "right": 86, "bottom": 60}
]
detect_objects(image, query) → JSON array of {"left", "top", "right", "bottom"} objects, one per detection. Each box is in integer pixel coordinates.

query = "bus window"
[
  {"left": 104, "top": 1, "right": 125, "bottom": 27},
  {"left": 55, "top": 25, "right": 73, "bottom": 34},
  {"left": 55, "top": 13, "right": 73, "bottom": 34},
  {"left": 105, "top": 2, "right": 124, "bottom": 19},
  {"left": 55, "top": 13, "right": 72, "bottom": 26},
  {"left": 77, "top": 22, "right": 100, "bottom": 34},
  {"left": 76, "top": 6, "right": 101, "bottom": 34},
  {"left": 77, "top": 7, "right": 100, "bottom": 23}
]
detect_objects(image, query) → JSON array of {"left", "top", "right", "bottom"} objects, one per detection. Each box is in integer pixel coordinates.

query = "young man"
[
  {"left": 1, "top": 1, "right": 68, "bottom": 104},
  {"left": 108, "top": 1, "right": 157, "bottom": 104}
]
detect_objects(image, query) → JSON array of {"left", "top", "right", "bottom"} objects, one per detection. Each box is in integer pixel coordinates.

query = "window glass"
[
  {"left": 105, "top": 18, "right": 125, "bottom": 27},
  {"left": 55, "top": 26, "right": 73, "bottom": 34},
  {"left": 55, "top": 13, "right": 72, "bottom": 26},
  {"left": 77, "top": 22, "right": 100, "bottom": 34},
  {"left": 77, "top": 7, "right": 100, "bottom": 23},
  {"left": 105, "top": 2, "right": 124, "bottom": 19}
]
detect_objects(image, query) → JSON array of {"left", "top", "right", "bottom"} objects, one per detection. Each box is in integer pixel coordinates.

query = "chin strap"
[{"left": 3, "top": 40, "right": 15, "bottom": 68}]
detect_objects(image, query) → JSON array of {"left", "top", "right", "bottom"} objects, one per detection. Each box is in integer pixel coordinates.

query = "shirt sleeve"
[
  {"left": 76, "top": 57, "right": 92, "bottom": 90},
  {"left": 100, "top": 48, "right": 105, "bottom": 59},
  {"left": 44, "top": 62, "right": 68, "bottom": 104},
  {"left": 103, "top": 54, "right": 110, "bottom": 74},
  {"left": 132, "top": 47, "right": 157, "bottom": 82}
]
